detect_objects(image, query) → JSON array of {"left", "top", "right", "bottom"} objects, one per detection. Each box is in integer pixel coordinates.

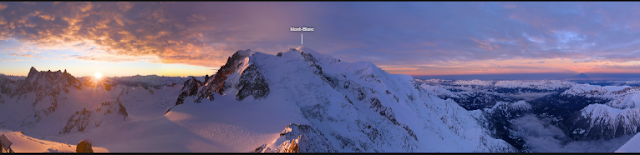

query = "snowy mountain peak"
[
  {"left": 23, "top": 67, "right": 81, "bottom": 90},
  {"left": 175, "top": 49, "right": 269, "bottom": 104},
  {"left": 175, "top": 77, "right": 203, "bottom": 106},
  {"left": 171, "top": 47, "right": 517, "bottom": 152},
  {"left": 28, "top": 66, "right": 38, "bottom": 77}
]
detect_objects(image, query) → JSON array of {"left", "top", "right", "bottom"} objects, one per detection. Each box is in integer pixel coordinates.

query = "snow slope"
[
  {"left": 0, "top": 129, "right": 108, "bottom": 153},
  {"left": 616, "top": 133, "right": 640, "bottom": 152}
]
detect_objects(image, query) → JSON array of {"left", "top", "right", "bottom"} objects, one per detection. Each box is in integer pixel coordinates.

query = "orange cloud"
[{"left": 0, "top": 2, "right": 265, "bottom": 69}]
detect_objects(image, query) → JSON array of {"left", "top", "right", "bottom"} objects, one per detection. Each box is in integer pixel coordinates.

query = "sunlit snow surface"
[{"left": 0, "top": 129, "right": 108, "bottom": 153}]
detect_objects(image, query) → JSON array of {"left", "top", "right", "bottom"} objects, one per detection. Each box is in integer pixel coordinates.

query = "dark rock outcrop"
[
  {"left": 175, "top": 77, "right": 203, "bottom": 105},
  {"left": 255, "top": 123, "right": 336, "bottom": 153},
  {"left": 236, "top": 64, "right": 269, "bottom": 101}
]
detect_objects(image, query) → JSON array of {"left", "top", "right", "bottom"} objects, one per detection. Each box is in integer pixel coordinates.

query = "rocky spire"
[{"left": 28, "top": 67, "right": 38, "bottom": 78}]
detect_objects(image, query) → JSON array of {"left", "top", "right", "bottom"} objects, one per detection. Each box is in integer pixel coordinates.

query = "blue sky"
[{"left": 2, "top": 2, "right": 640, "bottom": 77}]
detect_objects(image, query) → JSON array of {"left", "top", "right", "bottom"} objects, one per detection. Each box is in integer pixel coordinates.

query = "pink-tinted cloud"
[{"left": 4, "top": 2, "right": 640, "bottom": 75}]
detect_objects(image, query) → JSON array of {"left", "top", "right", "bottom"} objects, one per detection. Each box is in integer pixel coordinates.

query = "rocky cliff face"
[
  {"left": 0, "top": 67, "right": 84, "bottom": 123},
  {"left": 175, "top": 77, "right": 203, "bottom": 106},
  {"left": 176, "top": 49, "right": 270, "bottom": 105}
]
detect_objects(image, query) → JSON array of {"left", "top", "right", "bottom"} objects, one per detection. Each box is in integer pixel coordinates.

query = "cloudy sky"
[{"left": 2, "top": 2, "right": 640, "bottom": 77}]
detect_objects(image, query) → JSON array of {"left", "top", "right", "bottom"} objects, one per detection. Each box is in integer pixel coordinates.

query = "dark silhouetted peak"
[
  {"left": 175, "top": 77, "right": 203, "bottom": 106},
  {"left": 181, "top": 77, "right": 203, "bottom": 93},
  {"left": 575, "top": 73, "right": 589, "bottom": 79},
  {"left": 22, "top": 67, "right": 82, "bottom": 91},
  {"left": 28, "top": 67, "right": 38, "bottom": 77},
  {"left": 201, "top": 49, "right": 253, "bottom": 98}
]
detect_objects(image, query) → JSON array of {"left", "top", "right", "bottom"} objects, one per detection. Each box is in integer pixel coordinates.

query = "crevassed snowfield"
[{"left": 3, "top": 47, "right": 640, "bottom": 152}]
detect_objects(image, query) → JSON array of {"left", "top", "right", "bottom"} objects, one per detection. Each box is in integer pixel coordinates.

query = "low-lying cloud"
[{"left": 510, "top": 114, "right": 633, "bottom": 152}]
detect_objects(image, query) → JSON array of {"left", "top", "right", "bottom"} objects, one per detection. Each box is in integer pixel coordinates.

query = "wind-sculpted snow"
[{"left": 174, "top": 47, "right": 517, "bottom": 152}]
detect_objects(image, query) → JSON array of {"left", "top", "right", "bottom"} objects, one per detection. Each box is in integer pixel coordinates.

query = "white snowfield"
[{"left": 0, "top": 47, "right": 521, "bottom": 152}]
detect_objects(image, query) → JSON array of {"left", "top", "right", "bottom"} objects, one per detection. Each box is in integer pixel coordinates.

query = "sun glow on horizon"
[{"left": 95, "top": 72, "right": 102, "bottom": 79}]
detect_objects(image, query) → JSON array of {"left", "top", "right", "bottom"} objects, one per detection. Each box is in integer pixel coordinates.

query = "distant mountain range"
[
  {"left": 414, "top": 73, "right": 640, "bottom": 81},
  {"left": 416, "top": 79, "right": 640, "bottom": 152}
]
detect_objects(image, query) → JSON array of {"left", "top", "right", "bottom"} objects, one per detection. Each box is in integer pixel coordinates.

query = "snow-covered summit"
[{"left": 174, "top": 47, "right": 517, "bottom": 152}]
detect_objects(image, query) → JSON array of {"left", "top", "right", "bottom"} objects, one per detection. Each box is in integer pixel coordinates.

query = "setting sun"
[{"left": 95, "top": 72, "right": 102, "bottom": 78}]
